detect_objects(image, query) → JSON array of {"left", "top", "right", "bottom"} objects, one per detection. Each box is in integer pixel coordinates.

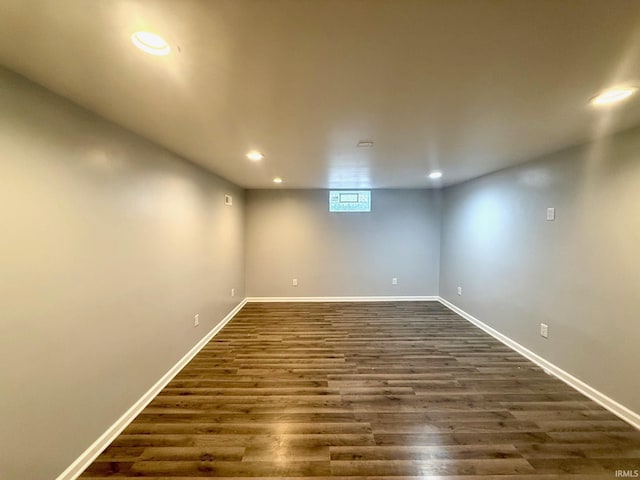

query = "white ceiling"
[{"left": 1, "top": 0, "right": 640, "bottom": 188}]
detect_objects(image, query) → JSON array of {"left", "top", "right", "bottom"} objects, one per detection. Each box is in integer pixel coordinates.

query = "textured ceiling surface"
[{"left": 1, "top": 0, "right": 640, "bottom": 188}]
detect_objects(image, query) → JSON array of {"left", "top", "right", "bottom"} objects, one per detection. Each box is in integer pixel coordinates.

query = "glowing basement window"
[{"left": 329, "top": 190, "right": 371, "bottom": 212}]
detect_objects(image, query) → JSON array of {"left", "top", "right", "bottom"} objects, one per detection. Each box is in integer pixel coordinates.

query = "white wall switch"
[
  {"left": 457, "top": 286, "right": 462, "bottom": 296},
  {"left": 392, "top": 277, "right": 398, "bottom": 285},
  {"left": 194, "top": 314, "right": 199, "bottom": 327},
  {"left": 224, "top": 194, "right": 233, "bottom": 206},
  {"left": 540, "top": 323, "right": 549, "bottom": 338},
  {"left": 231, "top": 288, "right": 235, "bottom": 297},
  {"left": 546, "top": 207, "right": 555, "bottom": 221},
  {"left": 292, "top": 278, "right": 298, "bottom": 286}
]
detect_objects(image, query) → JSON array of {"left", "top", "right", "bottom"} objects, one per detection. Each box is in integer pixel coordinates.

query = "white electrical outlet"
[
  {"left": 540, "top": 323, "right": 549, "bottom": 338},
  {"left": 224, "top": 194, "right": 233, "bottom": 206},
  {"left": 392, "top": 277, "right": 398, "bottom": 285},
  {"left": 457, "top": 286, "right": 462, "bottom": 296},
  {"left": 231, "top": 288, "right": 235, "bottom": 297},
  {"left": 292, "top": 278, "right": 298, "bottom": 286},
  {"left": 546, "top": 207, "right": 555, "bottom": 221},
  {"left": 194, "top": 314, "right": 199, "bottom": 327}
]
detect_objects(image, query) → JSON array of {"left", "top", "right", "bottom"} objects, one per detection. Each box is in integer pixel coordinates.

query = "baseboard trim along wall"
[
  {"left": 58, "top": 294, "right": 639, "bottom": 479},
  {"left": 438, "top": 297, "right": 640, "bottom": 431},
  {"left": 245, "top": 296, "right": 439, "bottom": 302},
  {"left": 56, "top": 298, "right": 248, "bottom": 480}
]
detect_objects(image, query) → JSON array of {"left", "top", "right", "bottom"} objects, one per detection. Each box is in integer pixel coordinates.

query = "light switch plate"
[{"left": 546, "top": 207, "right": 555, "bottom": 221}]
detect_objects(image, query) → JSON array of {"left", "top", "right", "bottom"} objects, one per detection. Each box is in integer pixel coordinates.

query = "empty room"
[{"left": 1, "top": 1, "right": 640, "bottom": 479}]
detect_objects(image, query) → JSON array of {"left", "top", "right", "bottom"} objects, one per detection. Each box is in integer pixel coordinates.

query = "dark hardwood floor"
[{"left": 80, "top": 301, "right": 640, "bottom": 478}]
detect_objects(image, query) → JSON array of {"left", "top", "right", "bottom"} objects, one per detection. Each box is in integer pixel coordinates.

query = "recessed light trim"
[
  {"left": 428, "top": 171, "right": 443, "bottom": 179},
  {"left": 591, "top": 87, "right": 637, "bottom": 106},
  {"left": 246, "top": 151, "right": 264, "bottom": 161},
  {"left": 131, "top": 31, "right": 171, "bottom": 56},
  {"left": 273, "top": 177, "right": 283, "bottom": 184}
]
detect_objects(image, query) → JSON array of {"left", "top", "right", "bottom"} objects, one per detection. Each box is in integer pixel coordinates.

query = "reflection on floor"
[{"left": 81, "top": 301, "right": 640, "bottom": 478}]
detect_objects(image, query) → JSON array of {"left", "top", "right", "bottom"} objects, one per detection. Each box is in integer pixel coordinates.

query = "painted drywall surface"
[
  {"left": 245, "top": 189, "right": 441, "bottom": 297},
  {"left": 0, "top": 68, "right": 245, "bottom": 480},
  {"left": 440, "top": 125, "right": 640, "bottom": 413}
]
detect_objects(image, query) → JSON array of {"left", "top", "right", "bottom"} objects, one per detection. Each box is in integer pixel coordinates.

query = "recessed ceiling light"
[
  {"left": 357, "top": 141, "right": 374, "bottom": 148},
  {"left": 131, "top": 31, "right": 171, "bottom": 56},
  {"left": 273, "top": 177, "right": 283, "bottom": 184},
  {"left": 246, "top": 151, "right": 264, "bottom": 161},
  {"left": 591, "top": 87, "right": 637, "bottom": 106},
  {"left": 428, "top": 171, "right": 443, "bottom": 179}
]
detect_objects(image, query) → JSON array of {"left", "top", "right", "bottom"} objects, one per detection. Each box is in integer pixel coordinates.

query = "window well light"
[
  {"left": 246, "top": 151, "right": 264, "bottom": 161},
  {"left": 428, "top": 171, "right": 443, "bottom": 179},
  {"left": 273, "top": 177, "right": 283, "bottom": 184},
  {"left": 131, "top": 31, "right": 171, "bottom": 56},
  {"left": 591, "top": 87, "right": 637, "bottom": 106}
]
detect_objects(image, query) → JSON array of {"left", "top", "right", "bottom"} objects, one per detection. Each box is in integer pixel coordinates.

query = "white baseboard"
[
  {"left": 246, "top": 295, "right": 439, "bottom": 302},
  {"left": 56, "top": 298, "right": 248, "bottom": 480},
  {"left": 58, "top": 294, "right": 639, "bottom": 480},
  {"left": 438, "top": 296, "right": 640, "bottom": 431}
]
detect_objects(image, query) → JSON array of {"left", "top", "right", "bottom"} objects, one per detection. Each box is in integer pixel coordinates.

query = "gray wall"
[
  {"left": 3, "top": 58, "right": 640, "bottom": 480},
  {"left": 440, "top": 125, "right": 640, "bottom": 414},
  {"left": 0, "top": 67, "right": 245, "bottom": 480},
  {"left": 245, "top": 189, "right": 441, "bottom": 297}
]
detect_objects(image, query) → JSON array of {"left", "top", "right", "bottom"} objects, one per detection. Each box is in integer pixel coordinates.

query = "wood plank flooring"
[{"left": 80, "top": 301, "right": 640, "bottom": 478}]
